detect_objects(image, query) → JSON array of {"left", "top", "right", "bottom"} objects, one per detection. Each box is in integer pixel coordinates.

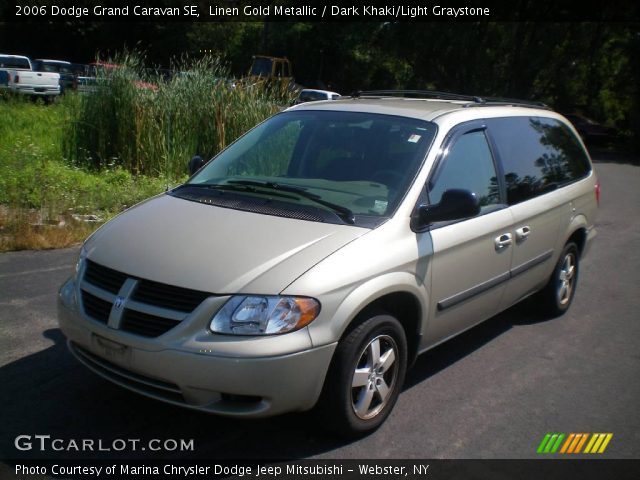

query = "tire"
[
  {"left": 316, "top": 313, "right": 408, "bottom": 437},
  {"left": 537, "top": 242, "right": 580, "bottom": 317}
]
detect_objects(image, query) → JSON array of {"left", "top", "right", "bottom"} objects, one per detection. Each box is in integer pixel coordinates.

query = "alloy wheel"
[{"left": 351, "top": 335, "right": 399, "bottom": 420}]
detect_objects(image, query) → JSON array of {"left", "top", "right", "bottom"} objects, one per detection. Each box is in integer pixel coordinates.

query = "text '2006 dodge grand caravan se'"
[{"left": 58, "top": 91, "right": 598, "bottom": 435}]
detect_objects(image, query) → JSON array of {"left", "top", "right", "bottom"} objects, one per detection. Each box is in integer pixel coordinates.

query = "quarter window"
[
  {"left": 487, "top": 117, "right": 591, "bottom": 204},
  {"left": 428, "top": 130, "right": 500, "bottom": 209}
]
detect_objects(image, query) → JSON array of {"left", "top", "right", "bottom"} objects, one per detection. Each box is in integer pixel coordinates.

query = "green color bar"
[
  {"left": 550, "top": 433, "right": 565, "bottom": 453},
  {"left": 537, "top": 434, "right": 552, "bottom": 453},
  {"left": 544, "top": 434, "right": 559, "bottom": 453}
]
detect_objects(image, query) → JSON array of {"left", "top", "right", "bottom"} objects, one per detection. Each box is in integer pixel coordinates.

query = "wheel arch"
[
  {"left": 322, "top": 273, "right": 428, "bottom": 366},
  {"left": 563, "top": 214, "right": 588, "bottom": 257}
]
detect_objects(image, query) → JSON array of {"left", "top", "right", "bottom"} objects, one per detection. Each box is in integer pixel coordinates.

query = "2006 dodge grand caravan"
[{"left": 58, "top": 91, "right": 598, "bottom": 435}]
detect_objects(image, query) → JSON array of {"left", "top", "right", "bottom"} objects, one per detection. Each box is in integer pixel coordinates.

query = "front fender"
[{"left": 302, "top": 271, "right": 429, "bottom": 349}]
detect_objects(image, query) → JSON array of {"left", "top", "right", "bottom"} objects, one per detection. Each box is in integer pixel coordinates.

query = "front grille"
[
  {"left": 132, "top": 279, "right": 211, "bottom": 313},
  {"left": 81, "top": 291, "right": 111, "bottom": 323},
  {"left": 121, "top": 309, "right": 182, "bottom": 338},
  {"left": 84, "top": 260, "right": 127, "bottom": 294},
  {"left": 79, "top": 260, "right": 212, "bottom": 338}
]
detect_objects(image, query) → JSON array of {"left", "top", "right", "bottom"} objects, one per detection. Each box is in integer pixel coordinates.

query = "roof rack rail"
[
  {"left": 352, "top": 89, "right": 485, "bottom": 103},
  {"left": 463, "top": 96, "right": 550, "bottom": 110},
  {"left": 351, "top": 89, "right": 550, "bottom": 110}
]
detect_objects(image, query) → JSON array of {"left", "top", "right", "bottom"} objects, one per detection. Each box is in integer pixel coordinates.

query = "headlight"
[
  {"left": 76, "top": 244, "right": 87, "bottom": 277},
  {"left": 210, "top": 295, "right": 320, "bottom": 335},
  {"left": 75, "top": 244, "right": 88, "bottom": 276}
]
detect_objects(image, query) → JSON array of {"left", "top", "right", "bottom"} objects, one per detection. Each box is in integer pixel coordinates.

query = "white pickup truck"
[{"left": 0, "top": 54, "right": 60, "bottom": 98}]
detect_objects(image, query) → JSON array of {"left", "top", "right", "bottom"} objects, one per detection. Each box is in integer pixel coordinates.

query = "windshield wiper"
[
  {"left": 174, "top": 182, "right": 298, "bottom": 200},
  {"left": 228, "top": 180, "right": 356, "bottom": 224}
]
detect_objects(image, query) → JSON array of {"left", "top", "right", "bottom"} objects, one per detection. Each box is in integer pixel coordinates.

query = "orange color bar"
[
  {"left": 574, "top": 433, "right": 589, "bottom": 453},
  {"left": 560, "top": 434, "right": 576, "bottom": 454},
  {"left": 567, "top": 434, "right": 582, "bottom": 453}
]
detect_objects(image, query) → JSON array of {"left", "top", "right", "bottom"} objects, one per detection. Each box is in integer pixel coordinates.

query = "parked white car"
[
  {"left": 0, "top": 54, "right": 60, "bottom": 98},
  {"left": 295, "top": 88, "right": 341, "bottom": 103}
]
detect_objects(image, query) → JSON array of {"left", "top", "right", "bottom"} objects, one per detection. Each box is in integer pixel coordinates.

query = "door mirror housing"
[
  {"left": 188, "top": 155, "right": 205, "bottom": 176},
  {"left": 414, "top": 189, "right": 480, "bottom": 228}
]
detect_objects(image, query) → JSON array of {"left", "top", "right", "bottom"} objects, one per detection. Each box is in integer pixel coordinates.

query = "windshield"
[
  {"left": 37, "top": 62, "right": 72, "bottom": 73},
  {"left": 250, "top": 58, "right": 272, "bottom": 77},
  {"left": 181, "top": 111, "right": 436, "bottom": 226},
  {"left": 299, "top": 91, "right": 328, "bottom": 102}
]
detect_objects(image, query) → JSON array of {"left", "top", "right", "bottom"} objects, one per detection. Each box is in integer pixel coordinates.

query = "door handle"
[
  {"left": 515, "top": 225, "right": 531, "bottom": 242},
  {"left": 495, "top": 233, "right": 512, "bottom": 250}
]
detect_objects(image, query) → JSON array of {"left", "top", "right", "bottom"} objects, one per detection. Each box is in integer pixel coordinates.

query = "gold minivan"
[{"left": 58, "top": 91, "right": 598, "bottom": 435}]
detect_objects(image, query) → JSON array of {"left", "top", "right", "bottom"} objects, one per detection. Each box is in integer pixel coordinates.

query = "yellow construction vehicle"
[{"left": 247, "top": 55, "right": 293, "bottom": 87}]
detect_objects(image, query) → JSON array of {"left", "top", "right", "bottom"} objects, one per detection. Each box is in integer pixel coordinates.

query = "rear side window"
[{"left": 487, "top": 117, "right": 591, "bottom": 204}]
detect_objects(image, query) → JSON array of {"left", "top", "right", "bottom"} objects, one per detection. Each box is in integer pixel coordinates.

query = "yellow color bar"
[
  {"left": 590, "top": 434, "right": 606, "bottom": 453},
  {"left": 598, "top": 434, "right": 613, "bottom": 453},
  {"left": 584, "top": 434, "right": 598, "bottom": 453}
]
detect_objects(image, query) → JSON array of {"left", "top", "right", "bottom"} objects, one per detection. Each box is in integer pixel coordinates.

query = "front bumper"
[{"left": 58, "top": 278, "right": 336, "bottom": 417}]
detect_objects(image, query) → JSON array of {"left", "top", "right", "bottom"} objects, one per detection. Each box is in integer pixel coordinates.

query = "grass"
[
  {"left": 0, "top": 209, "right": 97, "bottom": 251},
  {"left": 0, "top": 54, "right": 293, "bottom": 252},
  {"left": 0, "top": 94, "right": 172, "bottom": 251}
]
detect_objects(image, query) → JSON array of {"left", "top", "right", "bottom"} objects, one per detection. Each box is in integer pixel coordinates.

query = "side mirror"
[
  {"left": 415, "top": 189, "right": 480, "bottom": 227},
  {"left": 188, "top": 155, "right": 205, "bottom": 176}
]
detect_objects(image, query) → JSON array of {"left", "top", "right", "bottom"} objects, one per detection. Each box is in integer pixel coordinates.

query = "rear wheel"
[
  {"left": 537, "top": 242, "right": 579, "bottom": 317},
  {"left": 317, "top": 313, "right": 407, "bottom": 436}
]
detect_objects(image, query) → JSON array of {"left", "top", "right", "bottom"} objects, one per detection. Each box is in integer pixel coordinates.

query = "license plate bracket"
[{"left": 91, "top": 334, "right": 131, "bottom": 366}]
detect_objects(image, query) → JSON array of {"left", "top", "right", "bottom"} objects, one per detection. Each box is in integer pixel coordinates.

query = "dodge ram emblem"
[{"left": 113, "top": 296, "right": 125, "bottom": 310}]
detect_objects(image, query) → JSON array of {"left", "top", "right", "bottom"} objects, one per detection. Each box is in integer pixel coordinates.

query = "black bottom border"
[{"left": 2, "top": 459, "right": 639, "bottom": 480}]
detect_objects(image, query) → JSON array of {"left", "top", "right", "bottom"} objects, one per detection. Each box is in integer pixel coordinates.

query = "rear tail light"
[{"left": 594, "top": 176, "right": 601, "bottom": 206}]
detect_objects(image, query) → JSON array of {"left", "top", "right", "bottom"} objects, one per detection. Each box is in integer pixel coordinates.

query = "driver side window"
[{"left": 428, "top": 130, "right": 500, "bottom": 208}]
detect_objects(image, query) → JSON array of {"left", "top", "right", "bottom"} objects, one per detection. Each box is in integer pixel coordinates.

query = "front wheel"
[
  {"left": 537, "top": 242, "right": 580, "bottom": 317},
  {"left": 317, "top": 313, "right": 407, "bottom": 437}
]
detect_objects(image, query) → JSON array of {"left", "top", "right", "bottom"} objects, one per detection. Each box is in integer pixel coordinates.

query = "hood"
[{"left": 84, "top": 194, "right": 368, "bottom": 294}]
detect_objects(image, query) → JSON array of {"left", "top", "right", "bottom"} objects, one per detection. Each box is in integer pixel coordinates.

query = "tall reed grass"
[
  {"left": 1, "top": 53, "right": 294, "bottom": 251},
  {"left": 64, "top": 53, "right": 294, "bottom": 178}
]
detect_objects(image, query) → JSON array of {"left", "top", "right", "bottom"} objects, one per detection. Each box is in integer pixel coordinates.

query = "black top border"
[{"left": 2, "top": 0, "right": 640, "bottom": 23}]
